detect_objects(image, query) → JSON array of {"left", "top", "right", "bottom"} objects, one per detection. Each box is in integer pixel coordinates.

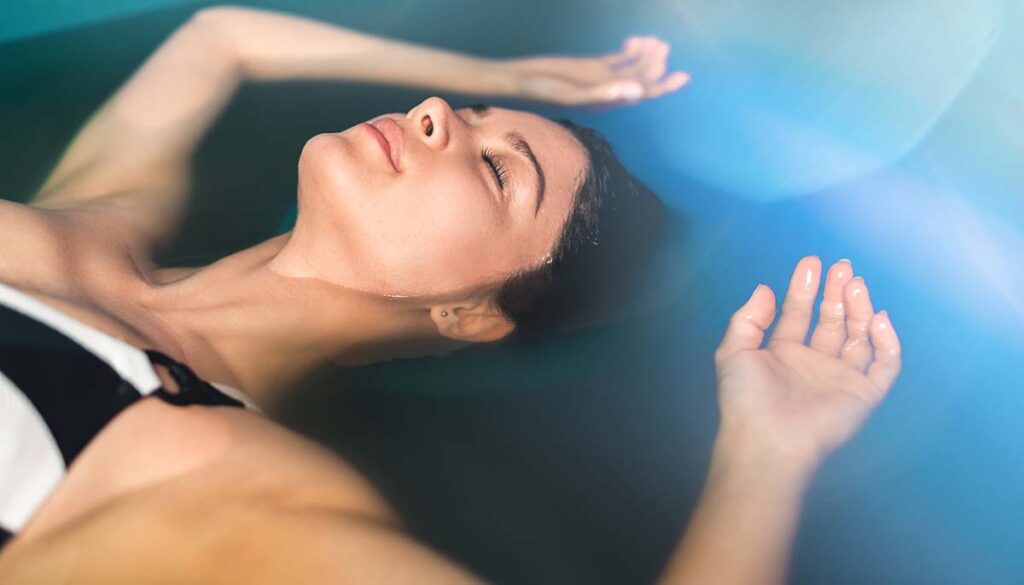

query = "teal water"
[
  {"left": 2, "top": 2, "right": 1022, "bottom": 583},
  {"left": 0, "top": 0, "right": 194, "bottom": 42}
]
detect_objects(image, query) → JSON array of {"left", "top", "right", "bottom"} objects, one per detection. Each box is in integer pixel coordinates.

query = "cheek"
[
  {"left": 339, "top": 173, "right": 511, "bottom": 294},
  {"left": 378, "top": 183, "right": 509, "bottom": 283},
  {"left": 297, "top": 138, "right": 520, "bottom": 294}
]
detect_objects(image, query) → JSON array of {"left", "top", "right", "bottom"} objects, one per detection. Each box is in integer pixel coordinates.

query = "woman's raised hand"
[
  {"left": 712, "top": 256, "right": 903, "bottom": 468},
  {"left": 506, "top": 35, "right": 689, "bottom": 107}
]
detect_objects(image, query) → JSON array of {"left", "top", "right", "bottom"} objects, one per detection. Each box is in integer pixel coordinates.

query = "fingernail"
[
  {"left": 877, "top": 314, "right": 889, "bottom": 330},
  {"left": 832, "top": 261, "right": 851, "bottom": 279}
]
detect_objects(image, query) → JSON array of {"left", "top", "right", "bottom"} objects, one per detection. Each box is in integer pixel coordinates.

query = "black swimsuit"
[{"left": 0, "top": 285, "right": 250, "bottom": 551}]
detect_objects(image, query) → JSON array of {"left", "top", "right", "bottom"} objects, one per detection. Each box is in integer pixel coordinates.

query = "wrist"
[
  {"left": 710, "top": 426, "right": 821, "bottom": 492},
  {"left": 486, "top": 58, "right": 530, "bottom": 98}
]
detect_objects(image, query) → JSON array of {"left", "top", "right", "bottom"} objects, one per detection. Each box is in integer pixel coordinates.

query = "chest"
[
  {"left": 17, "top": 398, "right": 240, "bottom": 540},
  {"left": 0, "top": 202, "right": 225, "bottom": 536}
]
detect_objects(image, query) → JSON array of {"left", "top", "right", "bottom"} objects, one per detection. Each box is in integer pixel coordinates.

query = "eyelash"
[{"left": 482, "top": 147, "right": 509, "bottom": 191}]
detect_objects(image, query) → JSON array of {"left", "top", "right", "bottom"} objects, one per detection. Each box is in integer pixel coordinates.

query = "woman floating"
[{"left": 0, "top": 6, "right": 901, "bottom": 583}]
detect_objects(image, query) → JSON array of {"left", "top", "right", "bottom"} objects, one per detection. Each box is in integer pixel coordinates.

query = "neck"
[{"left": 127, "top": 234, "right": 443, "bottom": 410}]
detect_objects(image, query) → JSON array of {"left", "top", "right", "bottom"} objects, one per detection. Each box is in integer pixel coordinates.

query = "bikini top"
[{"left": 0, "top": 281, "right": 260, "bottom": 547}]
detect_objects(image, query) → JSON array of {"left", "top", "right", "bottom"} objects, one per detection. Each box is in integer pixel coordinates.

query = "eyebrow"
[{"left": 467, "top": 104, "right": 547, "bottom": 216}]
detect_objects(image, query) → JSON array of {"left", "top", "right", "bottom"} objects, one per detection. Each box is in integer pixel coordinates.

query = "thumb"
[{"left": 714, "top": 284, "right": 777, "bottom": 366}]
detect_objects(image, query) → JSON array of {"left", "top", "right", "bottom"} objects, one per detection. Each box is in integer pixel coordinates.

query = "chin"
[{"left": 299, "top": 132, "right": 364, "bottom": 194}]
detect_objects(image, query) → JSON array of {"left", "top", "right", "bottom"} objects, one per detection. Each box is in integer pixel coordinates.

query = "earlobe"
[{"left": 430, "top": 301, "right": 515, "bottom": 343}]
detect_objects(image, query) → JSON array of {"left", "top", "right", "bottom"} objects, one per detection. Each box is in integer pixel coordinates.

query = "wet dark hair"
[{"left": 493, "top": 118, "right": 667, "bottom": 339}]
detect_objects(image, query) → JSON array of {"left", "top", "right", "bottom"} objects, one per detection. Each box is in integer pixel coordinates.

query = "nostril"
[{"left": 422, "top": 115, "right": 434, "bottom": 137}]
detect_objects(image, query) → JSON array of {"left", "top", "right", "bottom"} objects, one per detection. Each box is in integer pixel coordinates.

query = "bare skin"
[
  {"left": 661, "top": 256, "right": 902, "bottom": 584},
  {"left": 0, "top": 255, "right": 902, "bottom": 584},
  {"left": 0, "top": 6, "right": 902, "bottom": 584},
  {"left": 0, "top": 4, "right": 687, "bottom": 579},
  {"left": 13, "top": 7, "right": 684, "bottom": 407}
]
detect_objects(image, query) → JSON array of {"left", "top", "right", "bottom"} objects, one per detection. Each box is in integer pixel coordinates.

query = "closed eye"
[
  {"left": 482, "top": 147, "right": 509, "bottom": 192},
  {"left": 464, "top": 104, "right": 545, "bottom": 217}
]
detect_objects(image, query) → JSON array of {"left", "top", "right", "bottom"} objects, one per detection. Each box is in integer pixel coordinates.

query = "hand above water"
[
  {"left": 506, "top": 35, "right": 690, "bottom": 107},
  {"left": 712, "top": 256, "right": 903, "bottom": 469}
]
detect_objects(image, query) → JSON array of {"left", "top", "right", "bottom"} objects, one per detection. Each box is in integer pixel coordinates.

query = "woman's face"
[{"left": 291, "top": 97, "right": 588, "bottom": 297}]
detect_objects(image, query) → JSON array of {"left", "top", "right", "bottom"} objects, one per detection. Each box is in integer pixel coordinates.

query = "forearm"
[
  {"left": 658, "top": 430, "right": 818, "bottom": 585},
  {"left": 201, "top": 5, "right": 521, "bottom": 97}
]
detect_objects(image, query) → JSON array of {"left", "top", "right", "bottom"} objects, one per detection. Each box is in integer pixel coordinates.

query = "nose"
[{"left": 407, "top": 96, "right": 458, "bottom": 150}]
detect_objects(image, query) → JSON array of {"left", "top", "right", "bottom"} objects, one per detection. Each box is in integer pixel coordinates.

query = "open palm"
[
  {"left": 713, "top": 257, "right": 903, "bottom": 465},
  {"left": 507, "top": 35, "right": 690, "bottom": 107}
]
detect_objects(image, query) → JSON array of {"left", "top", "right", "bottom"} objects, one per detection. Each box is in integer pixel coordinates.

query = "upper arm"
[
  {"left": 0, "top": 196, "right": 167, "bottom": 297},
  {"left": 0, "top": 198, "right": 73, "bottom": 292},
  {"left": 29, "top": 8, "right": 244, "bottom": 250}
]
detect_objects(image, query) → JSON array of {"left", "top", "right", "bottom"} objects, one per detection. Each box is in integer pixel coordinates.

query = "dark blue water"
[{"left": 2, "top": 1, "right": 1022, "bottom": 583}]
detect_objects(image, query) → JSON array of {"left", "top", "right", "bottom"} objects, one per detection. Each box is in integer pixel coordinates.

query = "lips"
[{"left": 363, "top": 118, "right": 403, "bottom": 171}]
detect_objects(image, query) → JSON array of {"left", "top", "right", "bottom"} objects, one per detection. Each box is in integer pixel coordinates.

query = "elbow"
[
  {"left": 190, "top": 5, "right": 249, "bottom": 26},
  {"left": 186, "top": 6, "right": 248, "bottom": 75},
  {"left": 187, "top": 5, "right": 254, "bottom": 42}
]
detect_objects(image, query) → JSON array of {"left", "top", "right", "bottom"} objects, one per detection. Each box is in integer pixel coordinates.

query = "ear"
[{"left": 430, "top": 297, "right": 515, "bottom": 343}]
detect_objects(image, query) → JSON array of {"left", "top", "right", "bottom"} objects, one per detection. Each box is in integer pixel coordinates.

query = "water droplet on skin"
[{"left": 850, "top": 277, "right": 865, "bottom": 296}]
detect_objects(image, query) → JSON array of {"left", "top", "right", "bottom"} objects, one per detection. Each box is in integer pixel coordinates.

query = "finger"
[
  {"left": 865, "top": 310, "right": 902, "bottom": 396},
  {"left": 839, "top": 276, "right": 875, "bottom": 372},
  {"left": 714, "top": 284, "right": 777, "bottom": 366},
  {"left": 663, "top": 70, "right": 690, "bottom": 90},
  {"left": 767, "top": 256, "right": 823, "bottom": 348},
  {"left": 604, "top": 37, "right": 643, "bottom": 67},
  {"left": 613, "top": 36, "right": 661, "bottom": 76},
  {"left": 625, "top": 36, "right": 645, "bottom": 55},
  {"left": 809, "top": 259, "right": 854, "bottom": 355},
  {"left": 642, "top": 41, "right": 670, "bottom": 82},
  {"left": 644, "top": 71, "right": 691, "bottom": 99},
  {"left": 610, "top": 50, "right": 648, "bottom": 75},
  {"left": 579, "top": 80, "right": 645, "bottom": 104}
]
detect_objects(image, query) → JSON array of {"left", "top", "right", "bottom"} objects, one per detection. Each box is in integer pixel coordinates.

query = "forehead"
[
  {"left": 470, "top": 106, "right": 587, "bottom": 174},
  {"left": 466, "top": 106, "right": 589, "bottom": 230}
]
